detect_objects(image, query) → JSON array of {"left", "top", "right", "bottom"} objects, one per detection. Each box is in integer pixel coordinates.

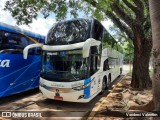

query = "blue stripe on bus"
[{"left": 84, "top": 78, "right": 91, "bottom": 99}]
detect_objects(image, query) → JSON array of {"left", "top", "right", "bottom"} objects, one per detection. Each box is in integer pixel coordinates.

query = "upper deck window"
[
  {"left": 46, "top": 19, "right": 91, "bottom": 45},
  {"left": 93, "top": 20, "right": 103, "bottom": 41}
]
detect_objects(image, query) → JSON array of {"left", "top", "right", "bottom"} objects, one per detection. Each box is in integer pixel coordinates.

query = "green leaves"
[
  {"left": 4, "top": 0, "right": 150, "bottom": 41},
  {"left": 93, "top": 9, "right": 103, "bottom": 20}
]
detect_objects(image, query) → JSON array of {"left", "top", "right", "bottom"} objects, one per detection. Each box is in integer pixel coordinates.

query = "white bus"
[{"left": 23, "top": 19, "right": 123, "bottom": 103}]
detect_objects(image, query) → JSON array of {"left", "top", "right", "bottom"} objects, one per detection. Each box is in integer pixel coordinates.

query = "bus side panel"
[{"left": 0, "top": 54, "right": 41, "bottom": 98}]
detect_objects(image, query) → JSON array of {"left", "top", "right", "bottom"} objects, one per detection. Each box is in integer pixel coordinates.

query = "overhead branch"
[
  {"left": 132, "top": 0, "right": 144, "bottom": 23},
  {"left": 112, "top": 3, "right": 135, "bottom": 28},
  {"left": 84, "top": 0, "right": 97, "bottom": 7},
  {"left": 122, "top": 0, "right": 138, "bottom": 14},
  {"left": 84, "top": 0, "right": 134, "bottom": 40},
  {"left": 105, "top": 10, "right": 134, "bottom": 40},
  {"left": 133, "top": 0, "right": 144, "bottom": 10}
]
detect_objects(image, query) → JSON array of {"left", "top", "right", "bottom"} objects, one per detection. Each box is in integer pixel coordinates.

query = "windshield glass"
[
  {"left": 41, "top": 49, "right": 88, "bottom": 82},
  {"left": 46, "top": 19, "right": 91, "bottom": 45}
]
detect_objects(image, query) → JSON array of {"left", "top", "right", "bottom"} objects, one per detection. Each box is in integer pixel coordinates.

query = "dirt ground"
[{"left": 88, "top": 75, "right": 153, "bottom": 120}]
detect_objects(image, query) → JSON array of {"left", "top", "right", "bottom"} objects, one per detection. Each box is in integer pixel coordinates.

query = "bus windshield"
[
  {"left": 46, "top": 19, "right": 91, "bottom": 45},
  {"left": 41, "top": 49, "right": 88, "bottom": 82}
]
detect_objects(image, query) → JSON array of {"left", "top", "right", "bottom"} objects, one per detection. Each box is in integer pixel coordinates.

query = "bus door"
[{"left": 89, "top": 46, "right": 101, "bottom": 95}]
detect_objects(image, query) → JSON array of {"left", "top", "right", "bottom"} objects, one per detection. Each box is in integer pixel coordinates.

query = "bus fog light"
[{"left": 78, "top": 95, "right": 85, "bottom": 100}]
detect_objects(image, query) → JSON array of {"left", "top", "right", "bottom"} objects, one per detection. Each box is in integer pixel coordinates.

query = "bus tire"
[
  {"left": 99, "top": 77, "right": 107, "bottom": 95},
  {"left": 120, "top": 68, "right": 122, "bottom": 75},
  {"left": 118, "top": 68, "right": 122, "bottom": 77},
  {"left": 107, "top": 74, "right": 111, "bottom": 89}
]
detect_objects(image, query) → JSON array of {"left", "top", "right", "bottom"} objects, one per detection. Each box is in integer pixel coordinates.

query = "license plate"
[{"left": 54, "top": 96, "right": 63, "bottom": 101}]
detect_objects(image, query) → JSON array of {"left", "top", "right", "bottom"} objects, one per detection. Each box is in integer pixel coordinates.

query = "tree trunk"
[
  {"left": 131, "top": 41, "right": 152, "bottom": 89},
  {"left": 130, "top": 24, "right": 152, "bottom": 89},
  {"left": 149, "top": 0, "right": 160, "bottom": 112}
]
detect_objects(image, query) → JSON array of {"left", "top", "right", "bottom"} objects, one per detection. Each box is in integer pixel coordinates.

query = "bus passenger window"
[
  {"left": 0, "top": 37, "right": 2, "bottom": 49},
  {"left": 90, "top": 46, "right": 100, "bottom": 75},
  {"left": 5, "top": 33, "right": 17, "bottom": 49},
  {"left": 103, "top": 59, "right": 110, "bottom": 71},
  {"left": 20, "top": 37, "right": 29, "bottom": 48},
  {"left": 93, "top": 21, "right": 103, "bottom": 41}
]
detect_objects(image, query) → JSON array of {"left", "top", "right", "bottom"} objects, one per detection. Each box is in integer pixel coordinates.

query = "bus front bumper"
[{"left": 39, "top": 86, "right": 91, "bottom": 103}]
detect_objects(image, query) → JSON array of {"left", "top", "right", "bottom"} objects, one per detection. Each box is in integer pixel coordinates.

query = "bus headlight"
[{"left": 72, "top": 82, "right": 90, "bottom": 91}]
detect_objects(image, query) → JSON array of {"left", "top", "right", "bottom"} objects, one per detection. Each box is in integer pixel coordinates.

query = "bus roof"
[{"left": 0, "top": 22, "right": 45, "bottom": 40}]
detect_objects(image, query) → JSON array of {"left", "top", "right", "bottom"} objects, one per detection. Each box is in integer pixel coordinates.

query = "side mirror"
[{"left": 23, "top": 43, "right": 43, "bottom": 59}]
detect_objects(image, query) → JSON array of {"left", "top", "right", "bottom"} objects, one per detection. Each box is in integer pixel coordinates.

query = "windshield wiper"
[
  {"left": 56, "top": 71, "right": 69, "bottom": 73},
  {"left": 70, "top": 73, "right": 78, "bottom": 81},
  {"left": 45, "top": 70, "right": 79, "bottom": 81},
  {"left": 56, "top": 71, "right": 78, "bottom": 81}
]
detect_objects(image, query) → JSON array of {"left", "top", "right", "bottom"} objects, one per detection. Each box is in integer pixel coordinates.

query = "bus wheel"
[
  {"left": 99, "top": 77, "right": 107, "bottom": 95},
  {"left": 120, "top": 68, "right": 122, "bottom": 75},
  {"left": 107, "top": 74, "right": 111, "bottom": 89}
]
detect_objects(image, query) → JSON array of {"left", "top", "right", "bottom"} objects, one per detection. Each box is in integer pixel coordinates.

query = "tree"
[
  {"left": 4, "top": 0, "right": 152, "bottom": 88},
  {"left": 149, "top": 0, "right": 160, "bottom": 112}
]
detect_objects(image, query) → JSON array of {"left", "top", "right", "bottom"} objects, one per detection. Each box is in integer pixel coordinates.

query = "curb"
[{"left": 87, "top": 74, "right": 127, "bottom": 120}]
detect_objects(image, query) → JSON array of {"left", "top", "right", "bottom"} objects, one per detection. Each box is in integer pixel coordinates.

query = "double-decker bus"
[
  {"left": 23, "top": 18, "right": 123, "bottom": 102},
  {"left": 0, "top": 22, "right": 45, "bottom": 98}
]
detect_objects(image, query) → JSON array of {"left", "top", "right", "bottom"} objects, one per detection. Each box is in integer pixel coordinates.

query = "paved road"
[{"left": 123, "top": 64, "right": 130, "bottom": 74}]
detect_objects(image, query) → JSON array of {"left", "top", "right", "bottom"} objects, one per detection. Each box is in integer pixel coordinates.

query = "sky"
[
  {"left": 0, "top": 0, "right": 113, "bottom": 36},
  {"left": 0, "top": 0, "right": 56, "bottom": 36}
]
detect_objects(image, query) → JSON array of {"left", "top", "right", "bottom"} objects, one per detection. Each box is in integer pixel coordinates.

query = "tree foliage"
[{"left": 4, "top": 0, "right": 151, "bottom": 40}]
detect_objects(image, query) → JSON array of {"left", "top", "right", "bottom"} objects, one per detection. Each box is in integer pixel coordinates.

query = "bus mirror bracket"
[
  {"left": 83, "top": 38, "right": 101, "bottom": 58},
  {"left": 23, "top": 43, "right": 43, "bottom": 59}
]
